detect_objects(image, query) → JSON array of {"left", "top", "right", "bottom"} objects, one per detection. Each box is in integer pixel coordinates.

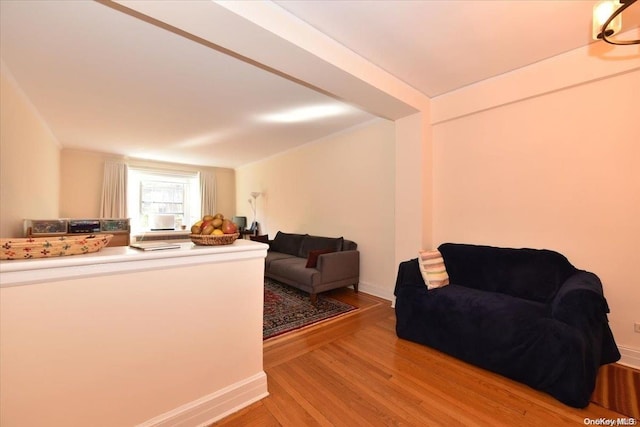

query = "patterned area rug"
[{"left": 263, "top": 278, "right": 357, "bottom": 340}]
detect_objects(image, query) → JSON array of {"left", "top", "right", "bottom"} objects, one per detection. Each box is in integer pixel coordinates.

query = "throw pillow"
[
  {"left": 418, "top": 249, "right": 450, "bottom": 290},
  {"left": 306, "top": 248, "right": 335, "bottom": 268}
]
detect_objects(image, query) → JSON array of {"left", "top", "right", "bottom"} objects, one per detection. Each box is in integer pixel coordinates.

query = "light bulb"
[{"left": 593, "top": 0, "right": 622, "bottom": 40}]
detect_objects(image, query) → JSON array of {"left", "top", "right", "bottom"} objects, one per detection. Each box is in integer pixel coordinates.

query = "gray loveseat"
[{"left": 263, "top": 231, "right": 359, "bottom": 304}]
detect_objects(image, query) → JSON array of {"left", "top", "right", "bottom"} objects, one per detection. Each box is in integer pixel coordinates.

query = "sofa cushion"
[
  {"left": 342, "top": 240, "right": 357, "bottom": 251},
  {"left": 395, "top": 284, "right": 563, "bottom": 388},
  {"left": 438, "top": 243, "right": 576, "bottom": 303},
  {"left": 270, "top": 232, "right": 307, "bottom": 256},
  {"left": 306, "top": 248, "right": 336, "bottom": 268},
  {"left": 265, "top": 251, "right": 297, "bottom": 269},
  {"left": 269, "top": 257, "right": 320, "bottom": 286},
  {"left": 418, "top": 249, "right": 449, "bottom": 290},
  {"left": 299, "top": 235, "right": 344, "bottom": 258}
]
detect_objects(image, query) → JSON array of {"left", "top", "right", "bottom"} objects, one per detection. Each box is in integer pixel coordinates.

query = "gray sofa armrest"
[{"left": 316, "top": 250, "right": 359, "bottom": 283}]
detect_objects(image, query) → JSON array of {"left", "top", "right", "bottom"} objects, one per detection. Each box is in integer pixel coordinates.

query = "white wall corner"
[
  {"left": 0, "top": 59, "right": 62, "bottom": 149},
  {"left": 358, "top": 282, "right": 394, "bottom": 304},
  {"left": 394, "top": 112, "right": 428, "bottom": 267}
]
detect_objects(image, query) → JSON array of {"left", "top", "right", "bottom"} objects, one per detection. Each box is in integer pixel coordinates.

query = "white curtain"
[
  {"left": 99, "top": 160, "right": 128, "bottom": 218},
  {"left": 200, "top": 170, "right": 216, "bottom": 216}
]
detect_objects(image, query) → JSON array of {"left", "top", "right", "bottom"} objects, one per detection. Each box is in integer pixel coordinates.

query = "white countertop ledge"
[{"left": 0, "top": 239, "right": 268, "bottom": 288}]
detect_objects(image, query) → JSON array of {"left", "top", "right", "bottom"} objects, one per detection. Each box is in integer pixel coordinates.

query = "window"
[
  {"left": 127, "top": 167, "right": 200, "bottom": 233},
  {"left": 140, "top": 180, "right": 185, "bottom": 215}
]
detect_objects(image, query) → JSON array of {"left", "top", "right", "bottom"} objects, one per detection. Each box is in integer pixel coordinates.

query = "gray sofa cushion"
[
  {"left": 265, "top": 251, "right": 297, "bottom": 269},
  {"left": 299, "top": 235, "right": 344, "bottom": 258},
  {"left": 342, "top": 240, "right": 357, "bottom": 251},
  {"left": 269, "top": 257, "right": 320, "bottom": 286},
  {"left": 270, "top": 232, "right": 307, "bottom": 256}
]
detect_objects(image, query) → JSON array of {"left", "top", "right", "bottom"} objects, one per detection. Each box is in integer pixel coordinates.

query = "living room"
[{"left": 1, "top": 0, "right": 639, "bottom": 425}]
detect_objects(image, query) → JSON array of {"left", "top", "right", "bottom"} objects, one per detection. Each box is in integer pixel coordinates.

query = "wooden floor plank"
[
  {"left": 592, "top": 363, "right": 640, "bottom": 417},
  {"left": 314, "top": 342, "right": 475, "bottom": 426},
  {"left": 340, "top": 328, "right": 532, "bottom": 426},
  {"left": 213, "top": 288, "right": 625, "bottom": 426},
  {"left": 262, "top": 368, "right": 330, "bottom": 427}
]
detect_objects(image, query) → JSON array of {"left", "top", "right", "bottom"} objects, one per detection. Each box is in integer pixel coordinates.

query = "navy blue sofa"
[{"left": 394, "top": 243, "right": 620, "bottom": 408}]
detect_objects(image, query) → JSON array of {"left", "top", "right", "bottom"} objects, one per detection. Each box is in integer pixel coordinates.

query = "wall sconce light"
[{"left": 592, "top": 0, "right": 640, "bottom": 45}]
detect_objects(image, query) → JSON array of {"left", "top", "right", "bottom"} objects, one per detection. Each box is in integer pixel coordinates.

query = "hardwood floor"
[
  {"left": 592, "top": 363, "right": 640, "bottom": 418},
  {"left": 213, "top": 289, "right": 625, "bottom": 426}
]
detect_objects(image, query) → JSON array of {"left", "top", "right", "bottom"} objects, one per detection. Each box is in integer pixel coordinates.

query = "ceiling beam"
[{"left": 110, "top": 0, "right": 427, "bottom": 120}]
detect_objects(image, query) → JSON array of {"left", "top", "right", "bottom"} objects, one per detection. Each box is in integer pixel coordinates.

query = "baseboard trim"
[
  {"left": 358, "top": 281, "right": 394, "bottom": 303},
  {"left": 136, "top": 371, "right": 268, "bottom": 427},
  {"left": 618, "top": 346, "right": 640, "bottom": 370}
]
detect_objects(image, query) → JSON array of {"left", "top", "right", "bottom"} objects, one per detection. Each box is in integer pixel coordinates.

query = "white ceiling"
[
  {"left": 275, "top": 0, "right": 638, "bottom": 97},
  {"left": 1, "top": 0, "right": 637, "bottom": 168}
]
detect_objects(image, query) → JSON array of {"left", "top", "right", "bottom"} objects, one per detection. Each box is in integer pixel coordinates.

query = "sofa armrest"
[
  {"left": 316, "top": 250, "right": 359, "bottom": 283},
  {"left": 394, "top": 258, "right": 428, "bottom": 297},
  {"left": 550, "top": 270, "right": 621, "bottom": 367},
  {"left": 550, "top": 270, "right": 608, "bottom": 324}
]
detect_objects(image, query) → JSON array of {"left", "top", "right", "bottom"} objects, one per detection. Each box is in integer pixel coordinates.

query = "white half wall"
[{"left": 0, "top": 243, "right": 267, "bottom": 426}]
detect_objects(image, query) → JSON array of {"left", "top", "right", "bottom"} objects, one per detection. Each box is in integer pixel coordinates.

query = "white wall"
[
  {"left": 236, "top": 119, "right": 397, "bottom": 300},
  {"left": 395, "top": 112, "right": 431, "bottom": 269},
  {"left": 59, "top": 149, "right": 120, "bottom": 218},
  {"left": 0, "top": 67, "right": 236, "bottom": 236},
  {"left": 0, "top": 62, "right": 60, "bottom": 237},
  {"left": 60, "top": 149, "right": 236, "bottom": 221},
  {"left": 432, "top": 54, "right": 640, "bottom": 366},
  {"left": 214, "top": 167, "right": 236, "bottom": 220}
]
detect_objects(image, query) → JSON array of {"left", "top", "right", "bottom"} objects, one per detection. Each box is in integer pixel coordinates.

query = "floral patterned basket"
[{"left": 0, "top": 234, "right": 113, "bottom": 260}]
